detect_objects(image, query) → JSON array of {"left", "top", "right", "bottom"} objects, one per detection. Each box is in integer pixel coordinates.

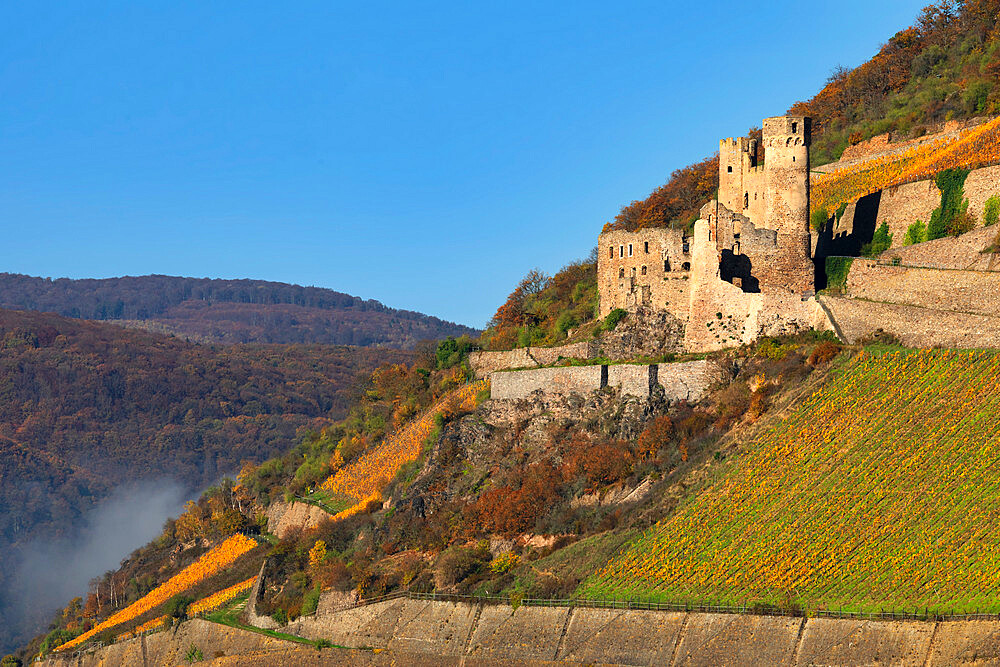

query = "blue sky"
[{"left": 1, "top": 1, "right": 923, "bottom": 328}]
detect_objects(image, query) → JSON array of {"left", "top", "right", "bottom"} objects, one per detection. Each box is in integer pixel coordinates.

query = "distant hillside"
[
  {"left": 0, "top": 274, "right": 478, "bottom": 348},
  {"left": 0, "top": 307, "right": 412, "bottom": 652}
]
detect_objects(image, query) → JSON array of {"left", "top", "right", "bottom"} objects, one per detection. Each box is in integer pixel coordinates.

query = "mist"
[{"left": 3, "top": 479, "right": 188, "bottom": 653}]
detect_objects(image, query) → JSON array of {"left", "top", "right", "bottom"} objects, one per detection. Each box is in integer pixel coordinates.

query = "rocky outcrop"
[
  {"left": 265, "top": 500, "right": 330, "bottom": 539},
  {"left": 595, "top": 307, "right": 687, "bottom": 359}
]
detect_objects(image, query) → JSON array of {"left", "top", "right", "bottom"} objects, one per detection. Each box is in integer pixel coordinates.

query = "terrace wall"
[
  {"left": 45, "top": 600, "right": 1000, "bottom": 666},
  {"left": 844, "top": 260, "right": 1000, "bottom": 318},
  {"left": 469, "top": 341, "right": 596, "bottom": 378},
  {"left": 818, "top": 295, "right": 1000, "bottom": 348},
  {"left": 489, "top": 360, "right": 710, "bottom": 402}
]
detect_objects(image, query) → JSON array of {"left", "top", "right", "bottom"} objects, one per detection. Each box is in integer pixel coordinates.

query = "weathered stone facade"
[
  {"left": 597, "top": 227, "right": 692, "bottom": 318},
  {"left": 489, "top": 360, "right": 710, "bottom": 403}
]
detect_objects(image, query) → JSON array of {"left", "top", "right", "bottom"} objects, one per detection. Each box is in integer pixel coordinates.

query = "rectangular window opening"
[{"left": 628, "top": 244, "right": 633, "bottom": 257}]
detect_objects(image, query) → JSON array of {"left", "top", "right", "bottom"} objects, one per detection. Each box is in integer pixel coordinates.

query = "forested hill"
[
  {"left": 0, "top": 307, "right": 412, "bottom": 652},
  {"left": 0, "top": 273, "right": 477, "bottom": 348}
]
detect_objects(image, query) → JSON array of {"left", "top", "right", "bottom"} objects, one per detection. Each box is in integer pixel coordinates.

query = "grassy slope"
[{"left": 580, "top": 347, "right": 1000, "bottom": 613}]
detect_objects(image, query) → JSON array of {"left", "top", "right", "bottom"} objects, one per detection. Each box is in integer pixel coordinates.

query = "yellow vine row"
[
  {"left": 319, "top": 381, "right": 486, "bottom": 507},
  {"left": 57, "top": 534, "right": 257, "bottom": 651}
]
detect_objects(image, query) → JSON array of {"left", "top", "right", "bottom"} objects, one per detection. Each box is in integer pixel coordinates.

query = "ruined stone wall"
[
  {"left": 844, "top": 261, "right": 1000, "bottom": 318},
  {"left": 683, "top": 219, "right": 829, "bottom": 352},
  {"left": 489, "top": 365, "right": 604, "bottom": 400},
  {"left": 597, "top": 228, "right": 692, "bottom": 318},
  {"left": 718, "top": 137, "right": 765, "bottom": 225}
]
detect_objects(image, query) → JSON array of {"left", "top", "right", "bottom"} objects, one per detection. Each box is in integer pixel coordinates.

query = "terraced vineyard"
[
  {"left": 57, "top": 534, "right": 259, "bottom": 651},
  {"left": 811, "top": 116, "right": 1000, "bottom": 215},
  {"left": 318, "top": 380, "right": 486, "bottom": 513},
  {"left": 580, "top": 349, "right": 1000, "bottom": 613}
]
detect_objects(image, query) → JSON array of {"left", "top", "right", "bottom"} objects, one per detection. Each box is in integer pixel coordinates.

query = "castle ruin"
[{"left": 598, "top": 116, "right": 827, "bottom": 352}]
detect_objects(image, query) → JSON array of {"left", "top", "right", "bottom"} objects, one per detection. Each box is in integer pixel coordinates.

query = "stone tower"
[{"left": 762, "top": 115, "right": 814, "bottom": 294}]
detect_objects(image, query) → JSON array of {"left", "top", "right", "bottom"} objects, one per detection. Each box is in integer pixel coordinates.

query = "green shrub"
[
  {"left": 184, "top": 644, "right": 204, "bottom": 664},
  {"left": 927, "top": 168, "right": 970, "bottom": 241},
  {"left": 810, "top": 208, "right": 829, "bottom": 231},
  {"left": 861, "top": 222, "right": 893, "bottom": 257},
  {"left": 435, "top": 335, "right": 476, "bottom": 370},
  {"left": 554, "top": 311, "right": 577, "bottom": 337},
  {"left": 983, "top": 196, "right": 1000, "bottom": 226},
  {"left": 602, "top": 308, "right": 627, "bottom": 332},
  {"left": 903, "top": 220, "right": 926, "bottom": 246},
  {"left": 271, "top": 607, "right": 288, "bottom": 625},
  {"left": 302, "top": 585, "right": 321, "bottom": 615},
  {"left": 166, "top": 594, "right": 193, "bottom": 621},
  {"left": 824, "top": 257, "right": 853, "bottom": 292},
  {"left": 38, "top": 629, "right": 78, "bottom": 656}
]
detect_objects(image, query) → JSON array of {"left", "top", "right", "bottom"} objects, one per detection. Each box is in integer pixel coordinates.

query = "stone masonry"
[{"left": 489, "top": 360, "right": 710, "bottom": 403}]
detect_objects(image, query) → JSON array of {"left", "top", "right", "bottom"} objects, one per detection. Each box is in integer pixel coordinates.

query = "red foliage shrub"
[
  {"left": 808, "top": 341, "right": 843, "bottom": 366},
  {"left": 467, "top": 463, "right": 563, "bottom": 537}
]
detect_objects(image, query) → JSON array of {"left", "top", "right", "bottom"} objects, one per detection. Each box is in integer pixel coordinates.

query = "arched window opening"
[{"left": 619, "top": 267, "right": 625, "bottom": 279}]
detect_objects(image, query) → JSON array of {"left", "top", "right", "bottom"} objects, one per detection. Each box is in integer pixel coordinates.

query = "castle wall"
[
  {"left": 597, "top": 228, "right": 692, "bottom": 318},
  {"left": 489, "top": 365, "right": 604, "bottom": 400},
  {"left": 683, "top": 219, "right": 828, "bottom": 352},
  {"left": 718, "top": 137, "right": 765, "bottom": 226}
]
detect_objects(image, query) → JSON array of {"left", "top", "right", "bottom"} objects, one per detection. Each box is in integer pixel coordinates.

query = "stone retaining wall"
[
  {"left": 818, "top": 295, "right": 1000, "bottom": 348},
  {"left": 489, "top": 360, "right": 710, "bottom": 402},
  {"left": 886, "top": 225, "right": 999, "bottom": 270},
  {"left": 844, "top": 260, "right": 1000, "bottom": 318},
  {"left": 469, "top": 341, "right": 597, "bottom": 378},
  {"left": 42, "top": 599, "right": 1000, "bottom": 666}
]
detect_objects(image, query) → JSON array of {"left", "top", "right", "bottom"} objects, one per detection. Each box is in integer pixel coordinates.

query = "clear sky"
[{"left": 1, "top": 1, "right": 924, "bottom": 328}]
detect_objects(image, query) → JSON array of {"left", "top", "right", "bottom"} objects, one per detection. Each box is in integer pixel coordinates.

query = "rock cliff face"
[
  {"left": 266, "top": 501, "right": 331, "bottom": 540},
  {"left": 594, "top": 307, "right": 687, "bottom": 359}
]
